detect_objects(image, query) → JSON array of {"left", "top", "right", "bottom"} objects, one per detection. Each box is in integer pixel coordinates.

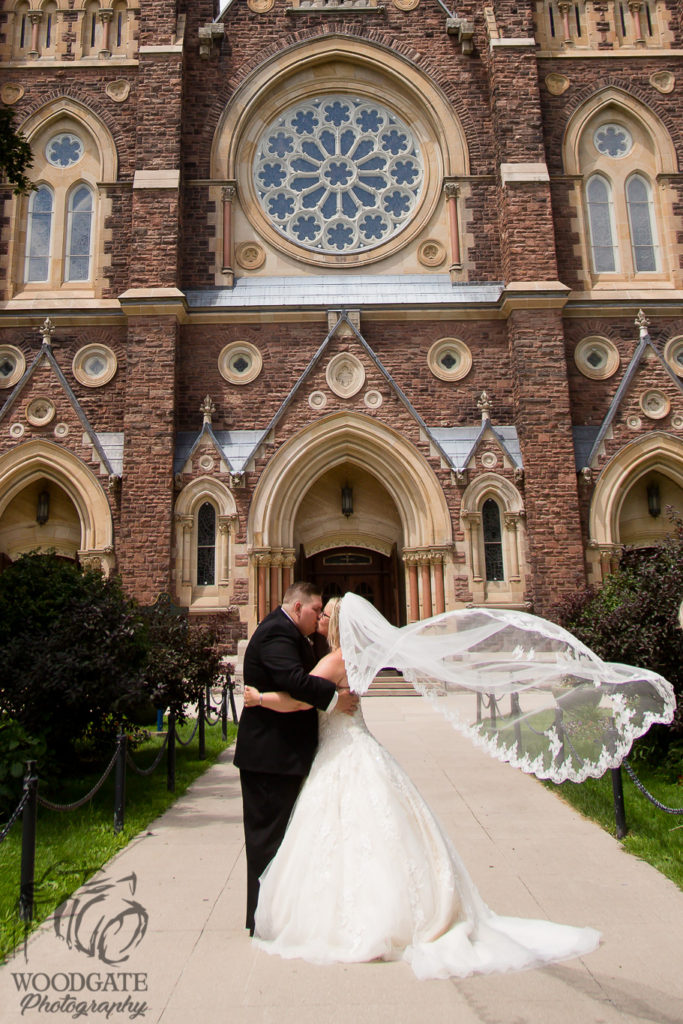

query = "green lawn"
[
  {"left": 0, "top": 719, "right": 236, "bottom": 963},
  {"left": 545, "top": 764, "right": 683, "bottom": 890}
]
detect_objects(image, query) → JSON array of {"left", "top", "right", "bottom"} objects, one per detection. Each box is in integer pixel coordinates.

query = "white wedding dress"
[{"left": 253, "top": 704, "right": 600, "bottom": 979}]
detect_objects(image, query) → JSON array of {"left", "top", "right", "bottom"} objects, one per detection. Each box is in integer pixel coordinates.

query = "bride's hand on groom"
[{"left": 336, "top": 686, "right": 359, "bottom": 716}]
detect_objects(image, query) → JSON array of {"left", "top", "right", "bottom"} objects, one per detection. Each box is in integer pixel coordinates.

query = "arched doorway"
[
  {"left": 588, "top": 432, "right": 683, "bottom": 581},
  {"left": 247, "top": 412, "right": 453, "bottom": 628},
  {"left": 0, "top": 439, "right": 115, "bottom": 574},
  {"left": 0, "top": 476, "right": 81, "bottom": 564},
  {"left": 294, "top": 462, "right": 402, "bottom": 622}
]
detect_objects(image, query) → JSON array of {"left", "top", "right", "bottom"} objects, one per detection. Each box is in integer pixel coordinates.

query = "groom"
[{"left": 234, "top": 581, "right": 358, "bottom": 933}]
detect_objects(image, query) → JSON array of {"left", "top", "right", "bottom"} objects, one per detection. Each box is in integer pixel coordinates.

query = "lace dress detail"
[{"left": 253, "top": 704, "right": 600, "bottom": 978}]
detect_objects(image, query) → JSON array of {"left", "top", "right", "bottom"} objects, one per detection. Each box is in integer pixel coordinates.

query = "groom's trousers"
[{"left": 239, "top": 769, "right": 304, "bottom": 934}]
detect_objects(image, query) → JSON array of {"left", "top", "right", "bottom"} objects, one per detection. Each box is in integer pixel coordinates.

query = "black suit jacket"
[{"left": 233, "top": 607, "right": 337, "bottom": 776}]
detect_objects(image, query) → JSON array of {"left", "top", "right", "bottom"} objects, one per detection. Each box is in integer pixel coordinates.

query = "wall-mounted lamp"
[
  {"left": 36, "top": 489, "right": 50, "bottom": 526},
  {"left": 341, "top": 483, "right": 353, "bottom": 518},
  {"left": 647, "top": 481, "right": 661, "bottom": 519}
]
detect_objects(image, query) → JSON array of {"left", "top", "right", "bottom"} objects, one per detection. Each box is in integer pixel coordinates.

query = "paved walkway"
[{"left": 1, "top": 697, "right": 682, "bottom": 1024}]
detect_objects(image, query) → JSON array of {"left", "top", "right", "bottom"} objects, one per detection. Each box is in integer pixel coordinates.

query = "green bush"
[
  {"left": 0, "top": 555, "right": 226, "bottom": 774},
  {"left": 0, "top": 718, "right": 46, "bottom": 817},
  {"left": 553, "top": 512, "right": 683, "bottom": 762}
]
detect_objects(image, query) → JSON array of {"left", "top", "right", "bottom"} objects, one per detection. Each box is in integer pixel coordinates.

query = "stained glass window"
[
  {"left": 626, "top": 174, "right": 658, "bottom": 272},
  {"left": 65, "top": 185, "right": 93, "bottom": 282},
  {"left": 254, "top": 95, "right": 423, "bottom": 254},
  {"left": 26, "top": 186, "right": 53, "bottom": 282},
  {"left": 593, "top": 123, "right": 632, "bottom": 159},
  {"left": 483, "top": 499, "right": 504, "bottom": 582},
  {"left": 197, "top": 502, "right": 216, "bottom": 586},
  {"left": 586, "top": 175, "right": 618, "bottom": 273},
  {"left": 46, "top": 133, "right": 83, "bottom": 168}
]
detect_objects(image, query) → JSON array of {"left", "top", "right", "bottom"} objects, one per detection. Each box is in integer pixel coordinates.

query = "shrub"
[
  {"left": 553, "top": 513, "right": 683, "bottom": 761},
  {"left": 0, "top": 554, "right": 147, "bottom": 768}
]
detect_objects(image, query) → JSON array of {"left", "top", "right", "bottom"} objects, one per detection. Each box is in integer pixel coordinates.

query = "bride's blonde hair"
[{"left": 326, "top": 596, "right": 342, "bottom": 651}]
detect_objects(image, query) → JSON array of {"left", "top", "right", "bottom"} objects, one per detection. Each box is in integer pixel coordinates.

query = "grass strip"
[
  {"left": 0, "top": 719, "right": 236, "bottom": 963},
  {"left": 545, "top": 764, "right": 683, "bottom": 890}
]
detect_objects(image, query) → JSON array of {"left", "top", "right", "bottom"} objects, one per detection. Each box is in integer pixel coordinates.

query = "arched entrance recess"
[
  {"left": 248, "top": 412, "right": 453, "bottom": 624},
  {"left": 0, "top": 440, "right": 115, "bottom": 573},
  {"left": 588, "top": 432, "right": 683, "bottom": 580}
]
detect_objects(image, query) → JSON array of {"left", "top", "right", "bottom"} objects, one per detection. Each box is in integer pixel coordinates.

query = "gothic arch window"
[
  {"left": 482, "top": 498, "right": 504, "bottom": 582},
  {"left": 460, "top": 475, "right": 527, "bottom": 605},
  {"left": 82, "top": 0, "right": 100, "bottom": 56},
  {"left": 564, "top": 93, "right": 677, "bottom": 288},
  {"left": 41, "top": 1, "right": 58, "bottom": 55},
  {"left": 26, "top": 185, "right": 53, "bottom": 283},
  {"left": 65, "top": 184, "right": 94, "bottom": 282},
  {"left": 111, "top": 0, "right": 129, "bottom": 54},
  {"left": 626, "top": 173, "right": 658, "bottom": 272},
  {"left": 11, "top": 102, "right": 117, "bottom": 297},
  {"left": 13, "top": 1, "right": 30, "bottom": 57},
  {"left": 196, "top": 501, "right": 217, "bottom": 587},
  {"left": 586, "top": 174, "right": 618, "bottom": 273},
  {"left": 173, "top": 477, "right": 238, "bottom": 609}
]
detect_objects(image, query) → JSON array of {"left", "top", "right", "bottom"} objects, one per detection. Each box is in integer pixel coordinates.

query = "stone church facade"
[{"left": 1, "top": 0, "right": 683, "bottom": 647}]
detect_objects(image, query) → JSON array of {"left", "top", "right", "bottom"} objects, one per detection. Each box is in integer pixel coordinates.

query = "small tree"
[
  {"left": 0, "top": 105, "right": 33, "bottom": 194},
  {"left": 0, "top": 554, "right": 148, "bottom": 768}
]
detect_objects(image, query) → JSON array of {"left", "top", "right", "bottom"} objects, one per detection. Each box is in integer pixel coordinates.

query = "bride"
[{"left": 243, "top": 596, "right": 607, "bottom": 980}]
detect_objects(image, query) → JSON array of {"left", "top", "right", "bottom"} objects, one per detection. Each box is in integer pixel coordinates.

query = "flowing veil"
[{"left": 338, "top": 594, "right": 676, "bottom": 784}]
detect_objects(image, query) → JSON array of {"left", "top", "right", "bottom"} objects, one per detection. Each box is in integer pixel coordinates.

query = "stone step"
[{"left": 366, "top": 672, "right": 418, "bottom": 697}]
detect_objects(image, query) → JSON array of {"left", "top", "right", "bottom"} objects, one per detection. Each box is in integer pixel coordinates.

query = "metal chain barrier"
[
  {"left": 37, "top": 745, "right": 120, "bottom": 812},
  {"left": 0, "top": 787, "right": 31, "bottom": 845},
  {"left": 175, "top": 717, "right": 200, "bottom": 747},
  {"left": 126, "top": 730, "right": 170, "bottom": 776},
  {"left": 622, "top": 759, "right": 683, "bottom": 814}
]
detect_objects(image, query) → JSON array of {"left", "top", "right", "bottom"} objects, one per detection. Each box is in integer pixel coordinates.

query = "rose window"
[
  {"left": 253, "top": 95, "right": 423, "bottom": 254},
  {"left": 46, "top": 133, "right": 84, "bottom": 168},
  {"left": 593, "top": 124, "right": 633, "bottom": 159}
]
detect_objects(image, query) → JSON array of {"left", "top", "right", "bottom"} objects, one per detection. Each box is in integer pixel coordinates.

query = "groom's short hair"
[{"left": 282, "top": 581, "right": 322, "bottom": 606}]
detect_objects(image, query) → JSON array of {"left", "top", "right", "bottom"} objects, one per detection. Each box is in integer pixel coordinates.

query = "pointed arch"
[
  {"left": 590, "top": 432, "right": 683, "bottom": 546},
  {"left": 249, "top": 412, "right": 452, "bottom": 550},
  {"left": 563, "top": 87, "right": 677, "bottom": 176},
  {"left": 0, "top": 439, "right": 114, "bottom": 566},
  {"left": 20, "top": 96, "right": 118, "bottom": 180}
]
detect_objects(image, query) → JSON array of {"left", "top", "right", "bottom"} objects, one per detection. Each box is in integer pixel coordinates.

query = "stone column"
[
  {"left": 218, "top": 515, "right": 235, "bottom": 585},
  {"left": 558, "top": 1, "right": 573, "bottom": 43},
  {"left": 404, "top": 553, "right": 420, "bottom": 623},
  {"left": 270, "top": 553, "right": 283, "bottom": 611},
  {"left": 432, "top": 552, "right": 446, "bottom": 614},
  {"left": 28, "top": 11, "right": 42, "bottom": 58},
  {"left": 222, "top": 185, "right": 236, "bottom": 285},
  {"left": 461, "top": 512, "right": 483, "bottom": 583},
  {"left": 419, "top": 553, "right": 433, "bottom": 619},
  {"left": 256, "top": 553, "right": 270, "bottom": 622},
  {"left": 444, "top": 183, "right": 461, "bottom": 275},
  {"left": 503, "top": 512, "right": 523, "bottom": 582},
  {"left": 628, "top": 0, "right": 644, "bottom": 43},
  {"left": 98, "top": 8, "right": 113, "bottom": 57},
  {"left": 177, "top": 515, "right": 193, "bottom": 585}
]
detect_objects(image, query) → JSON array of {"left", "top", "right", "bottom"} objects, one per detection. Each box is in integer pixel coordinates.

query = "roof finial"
[
  {"left": 477, "top": 390, "right": 491, "bottom": 423},
  {"left": 635, "top": 309, "right": 651, "bottom": 341},
  {"left": 200, "top": 394, "right": 216, "bottom": 425},
  {"left": 38, "top": 318, "right": 56, "bottom": 348}
]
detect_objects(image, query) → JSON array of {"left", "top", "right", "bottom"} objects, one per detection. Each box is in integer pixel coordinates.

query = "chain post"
[
  {"left": 114, "top": 732, "right": 127, "bottom": 834},
  {"left": 227, "top": 674, "right": 238, "bottom": 724},
  {"left": 19, "top": 761, "right": 38, "bottom": 923},
  {"left": 221, "top": 682, "right": 228, "bottom": 739},
  {"left": 167, "top": 709, "right": 176, "bottom": 792},
  {"left": 198, "top": 689, "right": 206, "bottom": 760},
  {"left": 611, "top": 767, "right": 628, "bottom": 838}
]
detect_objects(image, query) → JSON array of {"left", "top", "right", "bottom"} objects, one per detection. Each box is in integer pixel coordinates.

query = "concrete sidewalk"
[{"left": 1, "top": 697, "right": 682, "bottom": 1024}]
